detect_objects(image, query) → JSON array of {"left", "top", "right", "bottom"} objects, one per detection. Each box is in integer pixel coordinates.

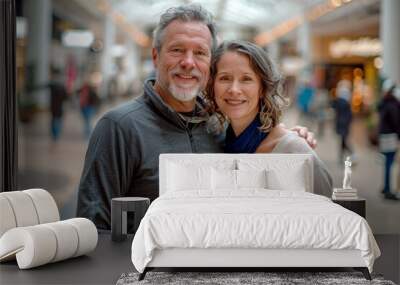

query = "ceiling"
[
  {"left": 73, "top": 0, "right": 380, "bottom": 45},
  {"left": 108, "top": 0, "right": 322, "bottom": 29},
  {"left": 77, "top": 0, "right": 323, "bottom": 40}
]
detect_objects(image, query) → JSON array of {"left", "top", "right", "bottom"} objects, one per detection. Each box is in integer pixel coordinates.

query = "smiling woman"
[
  {"left": 205, "top": 40, "right": 287, "bottom": 152},
  {"left": 205, "top": 40, "right": 333, "bottom": 197},
  {"left": 213, "top": 51, "right": 263, "bottom": 135}
]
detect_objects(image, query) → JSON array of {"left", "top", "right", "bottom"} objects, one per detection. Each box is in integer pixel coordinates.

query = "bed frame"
[
  {"left": 139, "top": 248, "right": 370, "bottom": 280},
  {"left": 138, "top": 154, "right": 372, "bottom": 281}
]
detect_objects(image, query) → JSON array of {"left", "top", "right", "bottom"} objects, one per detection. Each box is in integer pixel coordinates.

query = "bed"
[{"left": 131, "top": 154, "right": 380, "bottom": 280}]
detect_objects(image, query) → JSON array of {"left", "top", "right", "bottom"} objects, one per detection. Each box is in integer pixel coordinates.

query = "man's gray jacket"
[{"left": 76, "top": 79, "right": 222, "bottom": 230}]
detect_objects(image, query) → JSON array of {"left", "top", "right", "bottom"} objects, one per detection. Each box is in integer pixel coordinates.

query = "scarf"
[{"left": 224, "top": 115, "right": 268, "bottom": 153}]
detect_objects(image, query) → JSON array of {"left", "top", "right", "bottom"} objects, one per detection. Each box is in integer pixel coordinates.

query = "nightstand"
[
  {"left": 111, "top": 197, "right": 150, "bottom": 242},
  {"left": 332, "top": 198, "right": 366, "bottom": 218}
]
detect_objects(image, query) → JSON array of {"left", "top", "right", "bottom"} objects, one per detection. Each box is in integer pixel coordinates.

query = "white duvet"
[{"left": 131, "top": 190, "right": 380, "bottom": 273}]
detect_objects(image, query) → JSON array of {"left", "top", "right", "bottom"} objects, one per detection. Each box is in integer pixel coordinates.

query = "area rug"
[{"left": 116, "top": 271, "right": 396, "bottom": 285}]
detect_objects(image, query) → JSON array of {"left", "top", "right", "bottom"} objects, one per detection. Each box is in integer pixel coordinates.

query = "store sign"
[
  {"left": 111, "top": 45, "right": 127, "bottom": 57},
  {"left": 62, "top": 30, "right": 94, "bottom": 48},
  {"left": 281, "top": 56, "right": 305, "bottom": 75},
  {"left": 330, "top": 38, "right": 382, "bottom": 58}
]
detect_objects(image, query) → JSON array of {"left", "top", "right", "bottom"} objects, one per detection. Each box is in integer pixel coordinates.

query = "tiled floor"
[
  {"left": 1, "top": 233, "right": 398, "bottom": 284},
  {"left": 17, "top": 100, "right": 400, "bottom": 233}
]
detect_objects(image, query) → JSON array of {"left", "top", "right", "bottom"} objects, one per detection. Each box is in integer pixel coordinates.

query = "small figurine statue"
[{"left": 342, "top": 156, "right": 352, "bottom": 189}]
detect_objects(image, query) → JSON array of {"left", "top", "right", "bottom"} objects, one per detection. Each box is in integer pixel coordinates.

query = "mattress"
[{"left": 131, "top": 190, "right": 380, "bottom": 273}]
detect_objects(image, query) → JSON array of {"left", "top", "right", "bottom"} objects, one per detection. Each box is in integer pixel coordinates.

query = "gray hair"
[
  {"left": 205, "top": 40, "right": 288, "bottom": 133},
  {"left": 153, "top": 4, "right": 218, "bottom": 52}
]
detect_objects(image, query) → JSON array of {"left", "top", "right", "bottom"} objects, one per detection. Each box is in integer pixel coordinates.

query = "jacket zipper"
[{"left": 186, "top": 127, "right": 196, "bottom": 152}]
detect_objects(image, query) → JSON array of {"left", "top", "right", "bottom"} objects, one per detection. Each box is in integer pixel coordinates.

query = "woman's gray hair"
[
  {"left": 153, "top": 4, "right": 218, "bottom": 52},
  {"left": 205, "top": 40, "right": 288, "bottom": 133}
]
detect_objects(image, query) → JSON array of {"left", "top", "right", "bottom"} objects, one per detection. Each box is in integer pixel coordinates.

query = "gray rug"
[{"left": 116, "top": 271, "right": 396, "bottom": 285}]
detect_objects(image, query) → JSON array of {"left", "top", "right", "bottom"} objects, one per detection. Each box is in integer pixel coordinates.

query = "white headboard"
[{"left": 159, "top": 153, "right": 314, "bottom": 195}]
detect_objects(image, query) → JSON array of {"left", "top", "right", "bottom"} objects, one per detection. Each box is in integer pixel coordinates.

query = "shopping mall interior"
[{"left": 1, "top": 0, "right": 400, "bottom": 283}]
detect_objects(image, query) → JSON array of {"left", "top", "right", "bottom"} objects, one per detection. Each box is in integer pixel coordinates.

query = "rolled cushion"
[
  {"left": 0, "top": 226, "right": 57, "bottom": 268},
  {"left": 23, "top": 189, "right": 59, "bottom": 223},
  {"left": 0, "top": 189, "right": 60, "bottom": 238},
  {"left": 0, "top": 218, "right": 98, "bottom": 269},
  {"left": 0, "top": 191, "right": 39, "bottom": 227},
  {"left": 62, "top": 218, "right": 98, "bottom": 257},
  {"left": 42, "top": 221, "right": 79, "bottom": 262},
  {"left": 0, "top": 196, "right": 17, "bottom": 237}
]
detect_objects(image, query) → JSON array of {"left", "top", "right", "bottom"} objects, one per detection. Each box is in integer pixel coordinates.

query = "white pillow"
[
  {"left": 211, "top": 169, "right": 267, "bottom": 191},
  {"left": 167, "top": 162, "right": 211, "bottom": 191},
  {"left": 237, "top": 158, "right": 308, "bottom": 192},
  {"left": 236, "top": 169, "right": 267, "bottom": 189},
  {"left": 212, "top": 168, "right": 237, "bottom": 190},
  {"left": 266, "top": 168, "right": 306, "bottom": 191}
]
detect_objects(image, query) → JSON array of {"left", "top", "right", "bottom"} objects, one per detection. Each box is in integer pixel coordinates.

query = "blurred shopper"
[
  {"left": 296, "top": 79, "right": 315, "bottom": 125},
  {"left": 49, "top": 68, "right": 68, "bottom": 142},
  {"left": 378, "top": 80, "right": 400, "bottom": 200},
  {"left": 78, "top": 77, "right": 100, "bottom": 139},
  {"left": 313, "top": 88, "right": 330, "bottom": 138},
  {"left": 394, "top": 87, "right": 400, "bottom": 196},
  {"left": 66, "top": 55, "right": 77, "bottom": 95},
  {"left": 332, "top": 79, "right": 353, "bottom": 163}
]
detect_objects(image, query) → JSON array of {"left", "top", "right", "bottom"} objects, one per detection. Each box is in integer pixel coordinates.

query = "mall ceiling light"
[
  {"left": 330, "top": 0, "right": 342, "bottom": 8},
  {"left": 254, "top": 0, "right": 354, "bottom": 46},
  {"left": 95, "top": 0, "right": 150, "bottom": 47}
]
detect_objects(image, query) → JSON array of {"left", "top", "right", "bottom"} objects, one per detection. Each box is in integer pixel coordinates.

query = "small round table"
[{"left": 111, "top": 197, "right": 150, "bottom": 242}]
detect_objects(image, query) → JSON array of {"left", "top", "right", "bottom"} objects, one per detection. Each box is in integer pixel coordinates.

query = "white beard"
[{"left": 168, "top": 84, "right": 200, "bottom": 102}]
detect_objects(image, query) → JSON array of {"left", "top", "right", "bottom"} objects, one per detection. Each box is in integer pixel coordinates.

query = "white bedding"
[{"left": 131, "top": 190, "right": 380, "bottom": 273}]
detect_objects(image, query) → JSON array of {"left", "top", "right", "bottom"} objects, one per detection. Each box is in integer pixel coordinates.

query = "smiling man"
[
  {"left": 76, "top": 5, "right": 222, "bottom": 230},
  {"left": 153, "top": 19, "right": 212, "bottom": 108}
]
